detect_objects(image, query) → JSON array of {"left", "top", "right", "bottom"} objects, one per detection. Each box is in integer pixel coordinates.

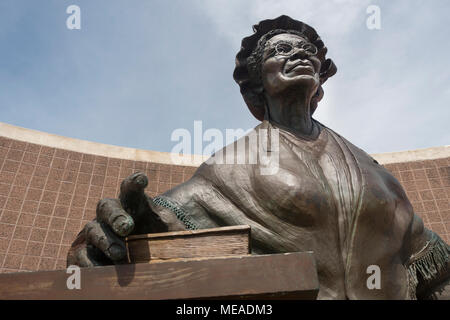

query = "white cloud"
[
  {"left": 194, "top": 0, "right": 371, "bottom": 44},
  {"left": 1, "top": 1, "right": 449, "bottom": 154},
  {"left": 193, "top": 0, "right": 450, "bottom": 153}
]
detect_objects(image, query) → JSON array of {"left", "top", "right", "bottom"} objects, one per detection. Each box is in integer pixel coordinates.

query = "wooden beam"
[{"left": 0, "top": 252, "right": 318, "bottom": 300}]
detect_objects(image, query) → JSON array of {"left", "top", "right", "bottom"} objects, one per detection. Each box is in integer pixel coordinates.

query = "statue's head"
[{"left": 233, "top": 15, "right": 337, "bottom": 121}]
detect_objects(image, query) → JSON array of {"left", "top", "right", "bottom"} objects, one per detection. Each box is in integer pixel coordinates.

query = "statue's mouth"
[{"left": 285, "top": 60, "right": 314, "bottom": 74}]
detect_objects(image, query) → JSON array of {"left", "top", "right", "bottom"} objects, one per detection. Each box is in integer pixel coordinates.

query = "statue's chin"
[{"left": 278, "top": 74, "right": 319, "bottom": 94}]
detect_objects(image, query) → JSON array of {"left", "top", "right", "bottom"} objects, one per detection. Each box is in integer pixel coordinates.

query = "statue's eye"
[
  {"left": 301, "top": 43, "right": 318, "bottom": 55},
  {"left": 275, "top": 43, "right": 293, "bottom": 55}
]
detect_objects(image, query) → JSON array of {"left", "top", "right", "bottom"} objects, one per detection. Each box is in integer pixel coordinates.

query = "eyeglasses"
[{"left": 265, "top": 40, "right": 318, "bottom": 60}]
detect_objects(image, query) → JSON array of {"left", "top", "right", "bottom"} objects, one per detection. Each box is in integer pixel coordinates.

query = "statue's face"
[{"left": 261, "top": 33, "right": 321, "bottom": 97}]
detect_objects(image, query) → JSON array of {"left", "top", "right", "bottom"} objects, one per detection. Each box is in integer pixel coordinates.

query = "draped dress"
[{"left": 146, "top": 120, "right": 450, "bottom": 299}]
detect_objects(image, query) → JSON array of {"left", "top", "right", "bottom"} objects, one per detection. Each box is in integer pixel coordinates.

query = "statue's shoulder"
[
  {"left": 194, "top": 124, "right": 264, "bottom": 184},
  {"left": 317, "top": 120, "right": 380, "bottom": 164}
]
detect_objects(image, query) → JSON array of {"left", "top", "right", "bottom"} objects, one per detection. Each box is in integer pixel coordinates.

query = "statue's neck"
[{"left": 265, "top": 90, "right": 318, "bottom": 139}]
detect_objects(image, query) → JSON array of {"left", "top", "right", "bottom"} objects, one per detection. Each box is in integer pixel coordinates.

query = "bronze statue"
[{"left": 67, "top": 15, "right": 449, "bottom": 300}]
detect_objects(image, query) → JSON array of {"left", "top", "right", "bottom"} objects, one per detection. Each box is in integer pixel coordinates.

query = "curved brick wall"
[
  {"left": 0, "top": 135, "right": 197, "bottom": 273},
  {"left": 0, "top": 124, "right": 449, "bottom": 273}
]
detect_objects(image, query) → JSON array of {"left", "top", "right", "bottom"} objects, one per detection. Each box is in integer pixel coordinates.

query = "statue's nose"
[{"left": 289, "top": 48, "right": 309, "bottom": 61}]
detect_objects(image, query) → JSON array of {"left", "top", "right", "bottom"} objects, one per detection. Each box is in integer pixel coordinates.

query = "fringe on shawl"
[{"left": 407, "top": 234, "right": 450, "bottom": 299}]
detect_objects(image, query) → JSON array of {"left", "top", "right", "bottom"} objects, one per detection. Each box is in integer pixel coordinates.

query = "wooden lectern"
[{"left": 0, "top": 226, "right": 319, "bottom": 299}]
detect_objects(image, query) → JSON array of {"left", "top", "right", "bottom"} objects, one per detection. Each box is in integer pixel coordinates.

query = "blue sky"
[{"left": 0, "top": 0, "right": 449, "bottom": 154}]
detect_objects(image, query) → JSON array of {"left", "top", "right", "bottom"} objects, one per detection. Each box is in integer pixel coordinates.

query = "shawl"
[{"left": 152, "top": 120, "right": 449, "bottom": 299}]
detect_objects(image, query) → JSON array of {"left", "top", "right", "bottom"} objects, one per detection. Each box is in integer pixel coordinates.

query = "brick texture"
[
  {"left": 0, "top": 135, "right": 448, "bottom": 273},
  {"left": 384, "top": 158, "right": 450, "bottom": 244},
  {"left": 0, "top": 136, "right": 196, "bottom": 273}
]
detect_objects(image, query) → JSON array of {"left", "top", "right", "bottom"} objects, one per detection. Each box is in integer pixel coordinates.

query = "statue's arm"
[
  {"left": 67, "top": 170, "right": 221, "bottom": 267},
  {"left": 67, "top": 161, "right": 278, "bottom": 267},
  {"left": 150, "top": 173, "right": 229, "bottom": 231},
  {"left": 407, "top": 213, "right": 450, "bottom": 299}
]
